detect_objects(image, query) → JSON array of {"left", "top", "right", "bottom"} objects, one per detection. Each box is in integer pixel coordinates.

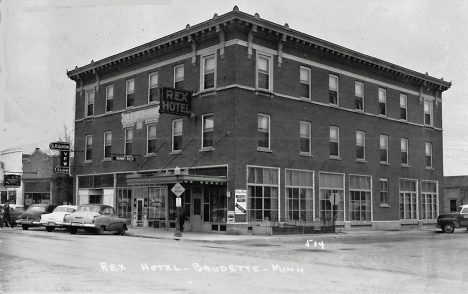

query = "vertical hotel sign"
[
  {"left": 235, "top": 189, "right": 247, "bottom": 214},
  {"left": 159, "top": 87, "right": 192, "bottom": 117}
]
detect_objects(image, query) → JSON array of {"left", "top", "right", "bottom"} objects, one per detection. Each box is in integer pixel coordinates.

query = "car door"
[
  {"left": 105, "top": 207, "right": 120, "bottom": 231},
  {"left": 459, "top": 207, "right": 468, "bottom": 227}
]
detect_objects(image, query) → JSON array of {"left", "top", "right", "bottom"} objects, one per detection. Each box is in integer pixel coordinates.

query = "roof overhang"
[{"left": 126, "top": 173, "right": 228, "bottom": 186}]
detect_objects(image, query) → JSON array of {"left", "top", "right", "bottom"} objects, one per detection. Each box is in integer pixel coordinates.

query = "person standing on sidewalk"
[{"left": 2, "top": 202, "right": 14, "bottom": 228}]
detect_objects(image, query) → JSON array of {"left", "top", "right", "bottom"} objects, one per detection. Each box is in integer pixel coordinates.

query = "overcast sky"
[{"left": 1, "top": 0, "right": 467, "bottom": 175}]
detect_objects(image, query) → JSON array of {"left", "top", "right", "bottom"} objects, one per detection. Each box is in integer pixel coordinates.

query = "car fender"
[{"left": 439, "top": 218, "right": 462, "bottom": 228}]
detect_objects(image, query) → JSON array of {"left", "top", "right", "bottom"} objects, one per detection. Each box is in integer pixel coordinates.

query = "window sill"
[
  {"left": 401, "top": 164, "right": 410, "bottom": 168},
  {"left": 380, "top": 162, "right": 390, "bottom": 166},
  {"left": 84, "top": 160, "right": 92, "bottom": 164},
  {"left": 426, "top": 167, "right": 434, "bottom": 171},
  {"left": 380, "top": 204, "right": 390, "bottom": 208},
  {"left": 300, "top": 153, "right": 313, "bottom": 157},
  {"left": 199, "top": 148, "right": 214, "bottom": 152},
  {"left": 148, "top": 101, "right": 160, "bottom": 105},
  {"left": 328, "top": 103, "right": 339, "bottom": 107},
  {"left": 257, "top": 148, "right": 272, "bottom": 153},
  {"left": 102, "top": 159, "right": 111, "bottom": 162},
  {"left": 300, "top": 97, "right": 311, "bottom": 101},
  {"left": 356, "top": 159, "right": 367, "bottom": 163},
  {"left": 171, "top": 151, "right": 182, "bottom": 155},
  {"left": 145, "top": 153, "right": 156, "bottom": 158},
  {"left": 329, "top": 156, "right": 341, "bottom": 160},
  {"left": 255, "top": 89, "right": 273, "bottom": 98},
  {"left": 200, "top": 89, "right": 217, "bottom": 97}
]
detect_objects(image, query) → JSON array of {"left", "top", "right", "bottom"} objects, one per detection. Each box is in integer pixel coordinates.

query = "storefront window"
[
  {"left": 421, "top": 181, "right": 437, "bottom": 219},
  {"left": 248, "top": 166, "right": 279, "bottom": 221},
  {"left": 349, "top": 175, "right": 371, "bottom": 221},
  {"left": 319, "top": 172, "right": 344, "bottom": 221},
  {"left": 117, "top": 189, "right": 132, "bottom": 218},
  {"left": 285, "top": 169, "right": 314, "bottom": 221},
  {"left": 399, "top": 179, "right": 417, "bottom": 220},
  {"left": 204, "top": 186, "right": 227, "bottom": 223},
  {"left": 148, "top": 187, "right": 166, "bottom": 220}
]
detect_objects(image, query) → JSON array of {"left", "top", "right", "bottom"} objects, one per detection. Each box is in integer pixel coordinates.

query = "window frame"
[
  {"left": 148, "top": 72, "right": 159, "bottom": 103},
  {"left": 329, "top": 74, "right": 339, "bottom": 105},
  {"left": 329, "top": 126, "right": 340, "bottom": 158},
  {"left": 202, "top": 114, "right": 214, "bottom": 150},
  {"left": 172, "top": 119, "right": 183, "bottom": 153},
  {"left": 426, "top": 142, "right": 433, "bottom": 169},
  {"left": 424, "top": 100, "right": 433, "bottom": 126},
  {"left": 103, "top": 131, "right": 112, "bottom": 160},
  {"left": 174, "top": 64, "right": 184, "bottom": 89},
  {"left": 256, "top": 53, "right": 272, "bottom": 91},
  {"left": 85, "top": 134, "right": 92, "bottom": 162},
  {"left": 355, "top": 81, "right": 364, "bottom": 111},
  {"left": 85, "top": 89, "right": 95, "bottom": 117},
  {"left": 300, "top": 121, "right": 311, "bottom": 155},
  {"left": 379, "top": 88, "right": 387, "bottom": 116},
  {"left": 300, "top": 66, "right": 311, "bottom": 99},
  {"left": 258, "top": 113, "right": 271, "bottom": 151},
  {"left": 401, "top": 138, "right": 409, "bottom": 166},
  {"left": 400, "top": 94, "right": 407, "bottom": 121},
  {"left": 147, "top": 124, "right": 157, "bottom": 155},
  {"left": 380, "top": 178, "right": 389, "bottom": 206},
  {"left": 126, "top": 79, "right": 135, "bottom": 108},
  {"left": 106, "top": 85, "right": 113, "bottom": 113},
  {"left": 124, "top": 128, "right": 133, "bottom": 156},
  {"left": 380, "top": 134, "right": 389, "bottom": 164},
  {"left": 356, "top": 130, "right": 365, "bottom": 161},
  {"left": 201, "top": 53, "right": 216, "bottom": 91}
]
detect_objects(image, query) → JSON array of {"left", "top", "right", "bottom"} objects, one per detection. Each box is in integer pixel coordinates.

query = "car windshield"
[
  {"left": 77, "top": 206, "right": 101, "bottom": 213},
  {"left": 28, "top": 206, "right": 46, "bottom": 212},
  {"left": 54, "top": 207, "right": 76, "bottom": 213}
]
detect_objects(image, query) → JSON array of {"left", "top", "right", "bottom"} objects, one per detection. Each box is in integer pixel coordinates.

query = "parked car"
[
  {"left": 0, "top": 204, "right": 25, "bottom": 227},
  {"left": 436, "top": 204, "right": 468, "bottom": 233},
  {"left": 16, "top": 204, "right": 57, "bottom": 230},
  {"left": 63, "top": 204, "right": 127, "bottom": 235},
  {"left": 39, "top": 205, "right": 78, "bottom": 232}
]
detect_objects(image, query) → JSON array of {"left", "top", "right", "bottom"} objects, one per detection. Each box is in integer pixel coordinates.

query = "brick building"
[{"left": 66, "top": 7, "right": 451, "bottom": 233}]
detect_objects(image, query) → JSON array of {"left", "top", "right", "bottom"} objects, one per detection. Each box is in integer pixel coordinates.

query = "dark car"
[
  {"left": 63, "top": 204, "right": 127, "bottom": 235},
  {"left": 16, "top": 204, "right": 57, "bottom": 230},
  {"left": 436, "top": 204, "right": 468, "bottom": 233},
  {"left": 1, "top": 204, "right": 25, "bottom": 227}
]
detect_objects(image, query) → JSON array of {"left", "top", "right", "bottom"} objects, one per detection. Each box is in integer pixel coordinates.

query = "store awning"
[{"left": 126, "top": 173, "right": 228, "bottom": 186}]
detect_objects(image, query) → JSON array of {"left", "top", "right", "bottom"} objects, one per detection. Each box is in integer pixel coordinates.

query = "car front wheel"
[
  {"left": 443, "top": 223, "right": 455, "bottom": 234},
  {"left": 95, "top": 226, "right": 105, "bottom": 235},
  {"left": 45, "top": 226, "right": 55, "bottom": 232},
  {"left": 70, "top": 227, "right": 77, "bottom": 234},
  {"left": 22, "top": 225, "right": 29, "bottom": 230},
  {"left": 118, "top": 225, "right": 127, "bottom": 236}
]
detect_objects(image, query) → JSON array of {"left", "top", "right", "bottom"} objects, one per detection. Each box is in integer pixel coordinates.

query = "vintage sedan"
[
  {"left": 63, "top": 204, "right": 127, "bottom": 235},
  {"left": 40, "top": 205, "right": 78, "bottom": 232},
  {"left": 16, "top": 204, "right": 57, "bottom": 230},
  {"left": 0, "top": 204, "right": 25, "bottom": 227}
]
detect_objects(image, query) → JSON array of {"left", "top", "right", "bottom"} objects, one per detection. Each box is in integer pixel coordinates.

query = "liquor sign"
[
  {"left": 235, "top": 189, "right": 247, "bottom": 214},
  {"left": 4, "top": 174, "right": 21, "bottom": 188},
  {"left": 112, "top": 155, "right": 136, "bottom": 162},
  {"left": 159, "top": 87, "right": 192, "bottom": 117}
]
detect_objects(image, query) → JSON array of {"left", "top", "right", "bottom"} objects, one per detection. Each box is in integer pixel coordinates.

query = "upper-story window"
[
  {"left": 329, "top": 74, "right": 339, "bottom": 105},
  {"left": 202, "top": 54, "right": 216, "bottom": 91},
  {"left": 380, "top": 178, "right": 389, "bottom": 205},
  {"left": 300, "top": 66, "right": 311, "bottom": 99},
  {"left": 401, "top": 138, "right": 409, "bottom": 165},
  {"left": 172, "top": 119, "right": 183, "bottom": 152},
  {"left": 104, "top": 131, "right": 112, "bottom": 160},
  {"left": 202, "top": 114, "right": 214, "bottom": 149},
  {"left": 126, "top": 79, "right": 135, "bottom": 107},
  {"left": 300, "top": 121, "right": 311, "bottom": 154},
  {"left": 424, "top": 100, "right": 433, "bottom": 126},
  {"left": 124, "top": 128, "right": 133, "bottom": 155},
  {"left": 258, "top": 114, "right": 270, "bottom": 150},
  {"left": 400, "top": 94, "right": 407, "bottom": 120},
  {"left": 379, "top": 88, "right": 387, "bottom": 116},
  {"left": 85, "top": 135, "right": 92, "bottom": 162},
  {"left": 149, "top": 72, "right": 159, "bottom": 103},
  {"left": 380, "top": 135, "right": 388, "bottom": 164},
  {"left": 426, "top": 142, "right": 433, "bottom": 168},
  {"left": 86, "top": 90, "right": 94, "bottom": 117},
  {"left": 174, "top": 65, "right": 184, "bottom": 89},
  {"left": 356, "top": 130, "right": 365, "bottom": 161},
  {"left": 330, "top": 126, "right": 340, "bottom": 158},
  {"left": 147, "top": 124, "right": 157, "bottom": 154},
  {"left": 257, "top": 53, "right": 271, "bottom": 91},
  {"left": 106, "top": 85, "right": 113, "bottom": 112},
  {"left": 355, "top": 82, "right": 364, "bottom": 111}
]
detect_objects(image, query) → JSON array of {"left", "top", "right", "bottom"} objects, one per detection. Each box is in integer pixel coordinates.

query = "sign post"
[{"left": 171, "top": 183, "right": 185, "bottom": 240}]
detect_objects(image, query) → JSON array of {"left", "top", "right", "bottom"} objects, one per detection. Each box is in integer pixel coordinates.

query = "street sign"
[
  {"left": 49, "top": 142, "right": 70, "bottom": 151},
  {"left": 171, "top": 183, "right": 185, "bottom": 197},
  {"left": 329, "top": 193, "right": 340, "bottom": 205},
  {"left": 54, "top": 167, "right": 70, "bottom": 174},
  {"left": 112, "top": 155, "right": 135, "bottom": 161},
  {"left": 176, "top": 198, "right": 182, "bottom": 207}
]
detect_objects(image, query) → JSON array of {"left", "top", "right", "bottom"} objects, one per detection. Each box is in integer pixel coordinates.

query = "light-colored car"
[
  {"left": 63, "top": 204, "right": 127, "bottom": 235},
  {"left": 40, "top": 205, "right": 78, "bottom": 232}
]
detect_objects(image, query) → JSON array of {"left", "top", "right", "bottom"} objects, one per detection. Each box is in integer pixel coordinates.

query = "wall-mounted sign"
[
  {"left": 235, "top": 189, "right": 247, "bottom": 214},
  {"left": 49, "top": 142, "right": 70, "bottom": 151},
  {"left": 54, "top": 167, "right": 69, "bottom": 174},
  {"left": 4, "top": 174, "right": 21, "bottom": 187},
  {"left": 159, "top": 86, "right": 192, "bottom": 117},
  {"left": 121, "top": 107, "right": 160, "bottom": 127},
  {"left": 112, "top": 155, "right": 135, "bottom": 162},
  {"left": 60, "top": 151, "right": 70, "bottom": 166}
]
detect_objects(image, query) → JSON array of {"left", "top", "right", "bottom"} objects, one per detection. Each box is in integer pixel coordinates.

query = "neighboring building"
[
  {"left": 443, "top": 176, "right": 468, "bottom": 213},
  {"left": 22, "top": 148, "right": 73, "bottom": 208},
  {"left": 0, "top": 148, "right": 23, "bottom": 204},
  {"left": 66, "top": 7, "right": 451, "bottom": 233}
]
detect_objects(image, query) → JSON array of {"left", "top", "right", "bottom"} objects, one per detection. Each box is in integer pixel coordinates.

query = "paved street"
[{"left": 1, "top": 226, "right": 468, "bottom": 293}]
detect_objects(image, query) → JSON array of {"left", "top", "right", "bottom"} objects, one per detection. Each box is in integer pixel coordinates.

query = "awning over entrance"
[{"left": 126, "top": 173, "right": 228, "bottom": 186}]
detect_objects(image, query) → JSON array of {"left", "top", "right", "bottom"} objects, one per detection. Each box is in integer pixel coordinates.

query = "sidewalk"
[{"left": 125, "top": 225, "right": 441, "bottom": 242}]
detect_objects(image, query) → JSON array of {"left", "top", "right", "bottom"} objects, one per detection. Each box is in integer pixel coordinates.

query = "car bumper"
[
  {"left": 16, "top": 220, "right": 40, "bottom": 226},
  {"left": 63, "top": 222, "right": 96, "bottom": 228},
  {"left": 39, "top": 221, "right": 66, "bottom": 227}
]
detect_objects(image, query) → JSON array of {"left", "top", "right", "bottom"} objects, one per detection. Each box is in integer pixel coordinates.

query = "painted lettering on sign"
[{"left": 159, "top": 87, "right": 192, "bottom": 117}]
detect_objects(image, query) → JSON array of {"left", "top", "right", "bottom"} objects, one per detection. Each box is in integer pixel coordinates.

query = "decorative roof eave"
[{"left": 66, "top": 6, "right": 451, "bottom": 92}]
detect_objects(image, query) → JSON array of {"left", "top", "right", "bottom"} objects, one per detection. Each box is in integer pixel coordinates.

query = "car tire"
[
  {"left": 11, "top": 223, "right": 16, "bottom": 228},
  {"left": 46, "top": 226, "right": 55, "bottom": 232},
  {"left": 443, "top": 223, "right": 455, "bottom": 234},
  {"left": 22, "top": 225, "right": 29, "bottom": 230},
  {"left": 70, "top": 227, "right": 77, "bottom": 234},
  {"left": 118, "top": 225, "right": 127, "bottom": 236},
  {"left": 95, "top": 226, "right": 105, "bottom": 235}
]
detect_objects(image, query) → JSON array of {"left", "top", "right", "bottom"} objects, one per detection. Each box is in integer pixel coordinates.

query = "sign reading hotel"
[
  {"left": 235, "top": 189, "right": 247, "bottom": 214},
  {"left": 159, "top": 86, "right": 192, "bottom": 117}
]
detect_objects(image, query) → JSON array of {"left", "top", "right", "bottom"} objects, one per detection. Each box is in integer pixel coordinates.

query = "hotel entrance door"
[{"left": 191, "top": 186, "right": 203, "bottom": 231}]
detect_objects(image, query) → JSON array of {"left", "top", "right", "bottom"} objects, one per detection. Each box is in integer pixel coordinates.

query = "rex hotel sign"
[{"left": 159, "top": 87, "right": 192, "bottom": 117}]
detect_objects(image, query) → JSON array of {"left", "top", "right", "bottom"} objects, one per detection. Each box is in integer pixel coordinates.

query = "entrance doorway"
[
  {"left": 191, "top": 186, "right": 203, "bottom": 231},
  {"left": 136, "top": 199, "right": 143, "bottom": 227}
]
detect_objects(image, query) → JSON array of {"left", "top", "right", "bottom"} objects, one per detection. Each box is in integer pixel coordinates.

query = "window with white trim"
[
  {"left": 356, "top": 130, "right": 365, "bottom": 161},
  {"left": 104, "top": 131, "right": 112, "bottom": 159},
  {"left": 106, "top": 85, "right": 113, "bottom": 112},
  {"left": 149, "top": 72, "right": 159, "bottom": 103},
  {"left": 421, "top": 181, "right": 437, "bottom": 219},
  {"left": 258, "top": 114, "right": 270, "bottom": 150},
  {"left": 355, "top": 81, "right": 364, "bottom": 110},
  {"left": 380, "top": 135, "right": 388, "bottom": 163},
  {"left": 247, "top": 166, "right": 279, "bottom": 221},
  {"left": 85, "top": 90, "right": 94, "bottom": 117},
  {"left": 319, "top": 172, "right": 344, "bottom": 221},
  {"left": 399, "top": 179, "right": 417, "bottom": 220},
  {"left": 300, "top": 121, "right": 311, "bottom": 154},
  {"left": 349, "top": 175, "right": 371, "bottom": 221},
  {"left": 400, "top": 94, "right": 407, "bottom": 120},
  {"left": 300, "top": 66, "right": 311, "bottom": 99},
  {"left": 124, "top": 128, "right": 133, "bottom": 156},
  {"left": 126, "top": 79, "right": 134, "bottom": 107},
  {"left": 424, "top": 100, "right": 433, "bottom": 126},
  {"left": 329, "top": 75, "right": 339, "bottom": 105},
  {"left": 202, "top": 114, "right": 214, "bottom": 149},
  {"left": 147, "top": 124, "right": 156, "bottom": 154},
  {"left": 379, "top": 88, "right": 386, "bottom": 116},
  {"left": 426, "top": 142, "right": 433, "bottom": 168},
  {"left": 85, "top": 135, "right": 92, "bottom": 161},
  {"left": 380, "top": 178, "right": 389, "bottom": 205},
  {"left": 401, "top": 138, "right": 408, "bottom": 165},
  {"left": 285, "top": 169, "right": 314, "bottom": 221},
  {"left": 174, "top": 64, "right": 184, "bottom": 89},
  {"left": 257, "top": 54, "right": 271, "bottom": 91},
  {"left": 172, "top": 119, "right": 183, "bottom": 152},
  {"left": 202, "top": 54, "right": 216, "bottom": 91},
  {"left": 330, "top": 126, "right": 340, "bottom": 157}
]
